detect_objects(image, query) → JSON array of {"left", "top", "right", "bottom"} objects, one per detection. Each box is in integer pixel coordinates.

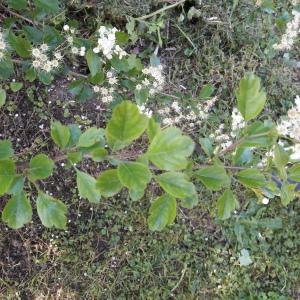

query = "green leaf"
[
  {"left": 134, "top": 88, "right": 149, "bottom": 105},
  {"left": 237, "top": 169, "right": 266, "bottom": 188},
  {"left": 181, "top": 193, "right": 198, "bottom": 209},
  {"left": 217, "top": 189, "right": 239, "bottom": 220},
  {"left": 288, "top": 164, "right": 300, "bottom": 181},
  {"left": 67, "top": 124, "right": 82, "bottom": 147},
  {"left": 68, "top": 80, "right": 93, "bottom": 102},
  {"left": 0, "top": 59, "right": 14, "bottom": 80},
  {"left": 199, "top": 137, "right": 213, "bottom": 157},
  {"left": 106, "top": 101, "right": 148, "bottom": 150},
  {"left": 148, "top": 194, "right": 177, "bottom": 231},
  {"left": 128, "top": 187, "right": 145, "bottom": 201},
  {"left": 36, "top": 192, "right": 67, "bottom": 229},
  {"left": 34, "top": 0, "right": 59, "bottom": 13},
  {"left": 96, "top": 169, "right": 122, "bottom": 197},
  {"left": 91, "top": 148, "right": 108, "bottom": 162},
  {"left": 236, "top": 73, "right": 267, "bottom": 121},
  {"left": 240, "top": 121, "right": 278, "bottom": 148},
  {"left": 156, "top": 172, "right": 196, "bottom": 199},
  {"left": 274, "top": 144, "right": 289, "bottom": 175},
  {"left": 0, "top": 88, "right": 6, "bottom": 108},
  {"left": 8, "top": 176, "right": 25, "bottom": 195},
  {"left": 198, "top": 84, "right": 214, "bottom": 99},
  {"left": 51, "top": 121, "right": 70, "bottom": 149},
  {"left": 147, "top": 117, "right": 161, "bottom": 142},
  {"left": 147, "top": 127, "right": 194, "bottom": 171},
  {"left": 0, "top": 160, "right": 16, "bottom": 196},
  {"left": 25, "top": 68, "right": 37, "bottom": 82},
  {"left": 28, "top": 154, "right": 54, "bottom": 181},
  {"left": 77, "top": 127, "right": 104, "bottom": 148},
  {"left": 195, "top": 165, "right": 230, "bottom": 191},
  {"left": 10, "top": 82, "right": 23, "bottom": 92},
  {"left": 76, "top": 170, "right": 101, "bottom": 203},
  {"left": 38, "top": 70, "right": 53, "bottom": 85},
  {"left": 118, "top": 162, "right": 152, "bottom": 191},
  {"left": 0, "top": 140, "right": 13, "bottom": 160},
  {"left": 2, "top": 191, "right": 32, "bottom": 229},
  {"left": 280, "top": 183, "right": 295, "bottom": 206},
  {"left": 67, "top": 151, "right": 82, "bottom": 164},
  {"left": 8, "top": 32, "right": 31, "bottom": 58},
  {"left": 8, "top": 0, "right": 27, "bottom": 10},
  {"left": 86, "top": 49, "right": 101, "bottom": 77}
]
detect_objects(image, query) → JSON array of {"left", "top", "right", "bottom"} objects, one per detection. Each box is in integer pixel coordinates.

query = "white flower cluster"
[
  {"left": 210, "top": 107, "right": 246, "bottom": 151},
  {"left": 273, "top": 10, "right": 300, "bottom": 51},
  {"left": 0, "top": 29, "right": 7, "bottom": 61},
  {"left": 277, "top": 95, "right": 300, "bottom": 160},
  {"left": 63, "top": 25, "right": 86, "bottom": 56},
  {"left": 141, "top": 65, "right": 165, "bottom": 96},
  {"left": 157, "top": 96, "right": 218, "bottom": 128},
  {"left": 138, "top": 105, "right": 153, "bottom": 117},
  {"left": 92, "top": 70, "right": 118, "bottom": 103},
  {"left": 93, "top": 26, "right": 127, "bottom": 60},
  {"left": 31, "top": 44, "right": 63, "bottom": 72},
  {"left": 277, "top": 95, "right": 300, "bottom": 140}
]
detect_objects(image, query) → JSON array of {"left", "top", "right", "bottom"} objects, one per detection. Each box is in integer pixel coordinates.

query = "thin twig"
[
  {"left": 0, "top": 3, "right": 35, "bottom": 25},
  {"left": 135, "top": 0, "right": 186, "bottom": 21}
]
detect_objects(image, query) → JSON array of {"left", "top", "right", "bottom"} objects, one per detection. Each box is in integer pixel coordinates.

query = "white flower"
[
  {"left": 262, "top": 198, "right": 269, "bottom": 205},
  {"left": 63, "top": 24, "right": 70, "bottom": 31},
  {"left": 0, "top": 40, "right": 6, "bottom": 50},
  {"left": 51, "top": 59, "right": 59, "bottom": 68},
  {"left": 32, "top": 60, "right": 41, "bottom": 68},
  {"left": 32, "top": 48, "right": 41, "bottom": 57},
  {"left": 108, "top": 77, "right": 118, "bottom": 85},
  {"left": 67, "top": 36, "right": 73, "bottom": 44},
  {"left": 40, "top": 43, "right": 49, "bottom": 52},
  {"left": 106, "top": 71, "right": 113, "bottom": 78},
  {"left": 93, "top": 86, "right": 100, "bottom": 93},
  {"left": 100, "top": 88, "right": 108, "bottom": 95},
  {"left": 40, "top": 54, "right": 48, "bottom": 62},
  {"left": 93, "top": 47, "right": 100, "bottom": 53},
  {"left": 54, "top": 52, "right": 63, "bottom": 60},
  {"left": 71, "top": 47, "right": 79, "bottom": 54},
  {"left": 136, "top": 84, "right": 142, "bottom": 91},
  {"left": 43, "top": 62, "right": 52, "bottom": 72}
]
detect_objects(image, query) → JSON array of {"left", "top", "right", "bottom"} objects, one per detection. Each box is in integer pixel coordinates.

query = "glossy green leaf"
[
  {"left": 236, "top": 73, "right": 267, "bottom": 121},
  {"left": 195, "top": 165, "right": 230, "bottom": 191},
  {"left": 96, "top": 169, "right": 122, "bottom": 197},
  {"left": 217, "top": 189, "right": 239, "bottom": 220},
  {"left": 76, "top": 170, "right": 101, "bottom": 203},
  {"left": 288, "top": 164, "right": 300, "bottom": 181},
  {"left": 37, "top": 192, "right": 67, "bottom": 229},
  {"left": 147, "top": 127, "right": 194, "bottom": 171},
  {"left": 77, "top": 127, "right": 104, "bottom": 148},
  {"left": 67, "top": 151, "right": 82, "bottom": 164},
  {"left": 156, "top": 172, "right": 196, "bottom": 199},
  {"left": 181, "top": 193, "right": 199, "bottom": 209},
  {"left": 8, "top": 176, "right": 25, "bottom": 195},
  {"left": 198, "top": 84, "right": 214, "bottom": 99},
  {"left": 0, "top": 140, "right": 13, "bottom": 160},
  {"left": 280, "top": 184, "right": 295, "bottom": 206},
  {"left": 86, "top": 49, "right": 101, "bottom": 77},
  {"left": 0, "top": 88, "right": 6, "bottom": 108},
  {"left": 240, "top": 121, "right": 278, "bottom": 148},
  {"left": 2, "top": 191, "right": 32, "bottom": 229},
  {"left": 34, "top": 0, "right": 59, "bottom": 13},
  {"left": 106, "top": 101, "right": 148, "bottom": 150},
  {"left": 118, "top": 162, "right": 152, "bottom": 190},
  {"left": 51, "top": 121, "right": 70, "bottom": 149},
  {"left": 199, "top": 137, "right": 213, "bottom": 157},
  {"left": 237, "top": 169, "right": 266, "bottom": 188},
  {"left": 147, "top": 117, "right": 161, "bottom": 142},
  {"left": 8, "top": 0, "right": 27, "bottom": 10},
  {"left": 10, "top": 82, "right": 23, "bottom": 92},
  {"left": 0, "top": 160, "right": 16, "bottom": 196},
  {"left": 28, "top": 154, "right": 54, "bottom": 181},
  {"left": 8, "top": 32, "right": 31, "bottom": 58},
  {"left": 91, "top": 148, "right": 108, "bottom": 162},
  {"left": 128, "top": 187, "right": 145, "bottom": 201},
  {"left": 148, "top": 194, "right": 177, "bottom": 231}
]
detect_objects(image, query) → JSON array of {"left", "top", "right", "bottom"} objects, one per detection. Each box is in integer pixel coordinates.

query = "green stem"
[{"left": 135, "top": 0, "right": 186, "bottom": 21}]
